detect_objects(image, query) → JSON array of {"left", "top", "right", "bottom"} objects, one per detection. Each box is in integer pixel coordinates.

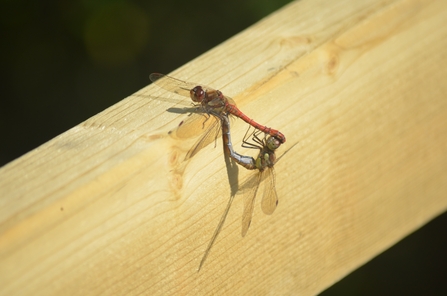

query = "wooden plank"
[{"left": 1, "top": 0, "right": 447, "bottom": 294}]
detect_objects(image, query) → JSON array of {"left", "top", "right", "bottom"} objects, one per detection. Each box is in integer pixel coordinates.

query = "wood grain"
[{"left": 1, "top": 0, "right": 447, "bottom": 294}]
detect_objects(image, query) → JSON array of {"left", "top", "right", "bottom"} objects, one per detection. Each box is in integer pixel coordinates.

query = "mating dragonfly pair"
[{"left": 149, "top": 73, "right": 286, "bottom": 270}]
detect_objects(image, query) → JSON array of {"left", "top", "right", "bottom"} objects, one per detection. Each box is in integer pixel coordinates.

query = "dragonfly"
[
  {"left": 198, "top": 112, "right": 282, "bottom": 271},
  {"left": 149, "top": 73, "right": 286, "bottom": 159}
]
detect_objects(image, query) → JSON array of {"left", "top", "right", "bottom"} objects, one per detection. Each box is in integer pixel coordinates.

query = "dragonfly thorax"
[{"left": 255, "top": 150, "right": 276, "bottom": 171}]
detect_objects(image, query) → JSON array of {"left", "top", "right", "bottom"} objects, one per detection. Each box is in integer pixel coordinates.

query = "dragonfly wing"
[
  {"left": 149, "top": 73, "right": 197, "bottom": 98},
  {"left": 260, "top": 168, "right": 278, "bottom": 215},
  {"left": 150, "top": 73, "right": 220, "bottom": 101},
  {"left": 241, "top": 172, "right": 261, "bottom": 237},
  {"left": 225, "top": 95, "right": 237, "bottom": 106},
  {"left": 170, "top": 112, "right": 207, "bottom": 139},
  {"left": 184, "top": 116, "right": 221, "bottom": 160}
]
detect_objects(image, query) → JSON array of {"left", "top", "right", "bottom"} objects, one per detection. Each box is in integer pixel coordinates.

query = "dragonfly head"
[
  {"left": 266, "top": 136, "right": 281, "bottom": 151},
  {"left": 190, "top": 86, "right": 205, "bottom": 103}
]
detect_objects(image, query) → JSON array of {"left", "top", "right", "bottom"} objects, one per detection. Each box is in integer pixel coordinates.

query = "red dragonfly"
[
  {"left": 198, "top": 112, "right": 282, "bottom": 271},
  {"left": 149, "top": 73, "right": 286, "bottom": 159}
]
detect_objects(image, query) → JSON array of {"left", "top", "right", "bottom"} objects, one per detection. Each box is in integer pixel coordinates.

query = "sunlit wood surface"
[{"left": 1, "top": 0, "right": 447, "bottom": 294}]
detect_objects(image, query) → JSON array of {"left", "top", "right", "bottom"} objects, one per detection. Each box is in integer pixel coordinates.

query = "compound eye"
[
  {"left": 267, "top": 136, "right": 281, "bottom": 150},
  {"left": 190, "top": 86, "right": 205, "bottom": 102}
]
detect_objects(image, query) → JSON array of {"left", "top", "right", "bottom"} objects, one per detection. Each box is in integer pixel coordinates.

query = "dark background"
[{"left": 1, "top": 1, "right": 446, "bottom": 294}]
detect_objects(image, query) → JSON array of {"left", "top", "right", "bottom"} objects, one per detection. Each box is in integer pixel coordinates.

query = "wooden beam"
[{"left": 1, "top": 0, "right": 447, "bottom": 294}]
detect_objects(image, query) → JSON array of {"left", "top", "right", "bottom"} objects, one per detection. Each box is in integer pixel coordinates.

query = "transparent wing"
[
  {"left": 149, "top": 73, "right": 196, "bottom": 98},
  {"left": 150, "top": 73, "right": 237, "bottom": 106},
  {"left": 150, "top": 73, "right": 218, "bottom": 99},
  {"left": 260, "top": 168, "right": 278, "bottom": 215},
  {"left": 169, "top": 112, "right": 209, "bottom": 140},
  {"left": 223, "top": 95, "right": 236, "bottom": 106},
  {"left": 183, "top": 116, "right": 221, "bottom": 160},
  {"left": 241, "top": 172, "right": 262, "bottom": 237},
  {"left": 167, "top": 111, "right": 221, "bottom": 160}
]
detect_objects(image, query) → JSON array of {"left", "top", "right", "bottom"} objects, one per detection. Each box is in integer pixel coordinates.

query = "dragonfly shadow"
[
  {"left": 166, "top": 106, "right": 200, "bottom": 115},
  {"left": 197, "top": 125, "right": 240, "bottom": 272},
  {"left": 222, "top": 140, "right": 239, "bottom": 197}
]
